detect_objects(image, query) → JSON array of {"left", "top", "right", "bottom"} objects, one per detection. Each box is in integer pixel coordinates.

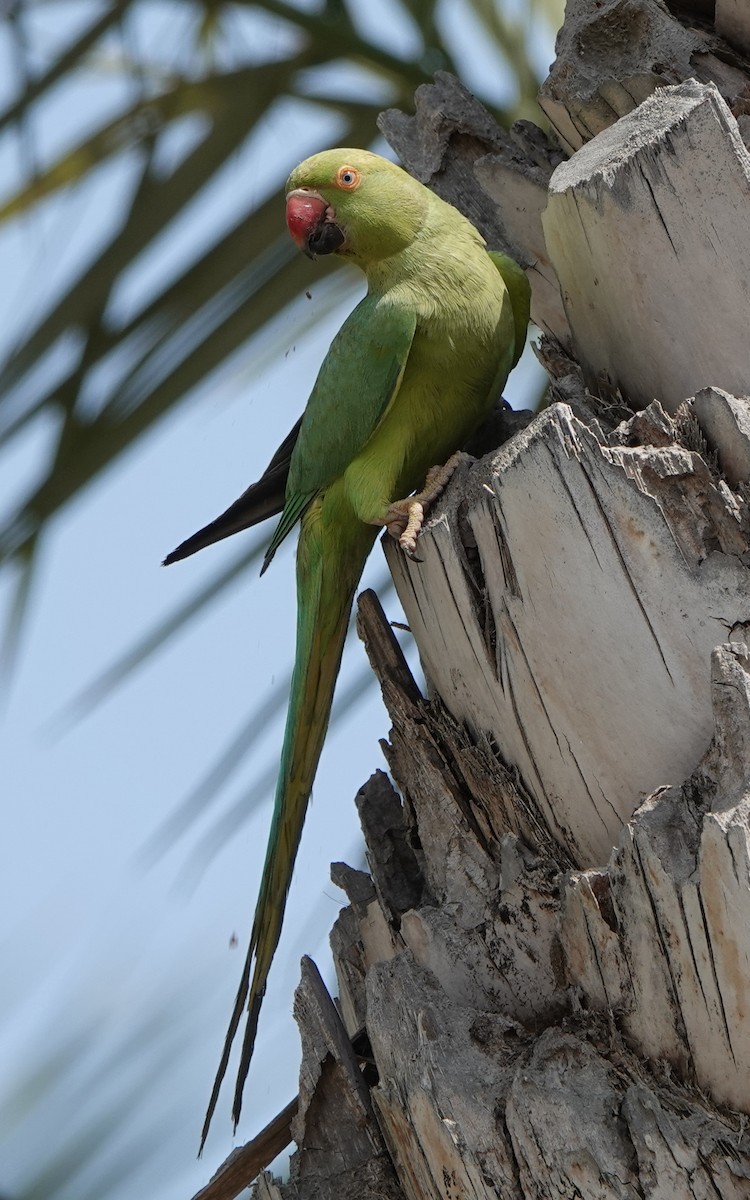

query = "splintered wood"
[
  {"left": 543, "top": 81, "right": 750, "bottom": 412},
  {"left": 538, "top": 0, "right": 750, "bottom": 154},
  {"left": 559, "top": 645, "right": 750, "bottom": 1119},
  {"left": 387, "top": 399, "right": 750, "bottom": 867},
  {"left": 272, "top": 585, "right": 750, "bottom": 1199}
]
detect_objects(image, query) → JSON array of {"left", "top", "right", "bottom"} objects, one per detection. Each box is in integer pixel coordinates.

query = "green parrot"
[{"left": 164, "top": 148, "right": 530, "bottom": 1141}]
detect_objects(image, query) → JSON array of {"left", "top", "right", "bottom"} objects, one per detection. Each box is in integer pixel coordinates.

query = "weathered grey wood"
[
  {"left": 539, "top": 0, "right": 750, "bottom": 154},
  {"left": 507, "top": 1029, "right": 750, "bottom": 1199},
  {"left": 254, "top": 1176, "right": 283, "bottom": 1200},
  {"left": 561, "top": 644, "right": 750, "bottom": 1116},
  {"left": 272, "top": 611, "right": 750, "bottom": 1197},
  {"left": 385, "top": 395, "right": 750, "bottom": 867},
  {"left": 255, "top": 614, "right": 750, "bottom": 1200},
  {"left": 274, "top": 956, "right": 405, "bottom": 1200},
  {"left": 353, "top": 771, "right": 423, "bottom": 924},
  {"left": 692, "top": 387, "right": 750, "bottom": 489},
  {"left": 365, "top": 952, "right": 523, "bottom": 1199},
  {"left": 356, "top": 591, "right": 564, "bottom": 868},
  {"left": 351, "top": 603, "right": 750, "bottom": 1198},
  {"left": 328, "top": 892, "right": 369, "bottom": 1037},
  {"left": 543, "top": 81, "right": 750, "bottom": 414},
  {"left": 330, "top": 848, "right": 401, "bottom": 1040},
  {"left": 717, "top": 0, "right": 750, "bottom": 56}
]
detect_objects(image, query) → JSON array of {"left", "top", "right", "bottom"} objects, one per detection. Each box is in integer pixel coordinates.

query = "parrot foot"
[{"left": 384, "top": 452, "right": 467, "bottom": 557}]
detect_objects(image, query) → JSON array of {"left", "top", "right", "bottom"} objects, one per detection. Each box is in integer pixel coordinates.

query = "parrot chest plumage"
[{"left": 338, "top": 240, "right": 515, "bottom": 526}]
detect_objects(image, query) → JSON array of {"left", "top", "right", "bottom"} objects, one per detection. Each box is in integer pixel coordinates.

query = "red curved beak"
[
  {"left": 286, "top": 189, "right": 345, "bottom": 257},
  {"left": 285, "top": 190, "right": 328, "bottom": 251}
]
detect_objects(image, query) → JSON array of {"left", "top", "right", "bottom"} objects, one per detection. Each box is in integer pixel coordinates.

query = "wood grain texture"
[
  {"left": 543, "top": 81, "right": 750, "bottom": 413},
  {"left": 253, "top": 598, "right": 750, "bottom": 1198},
  {"left": 538, "top": 0, "right": 750, "bottom": 154},
  {"left": 276, "top": 957, "right": 405, "bottom": 1200},
  {"left": 267, "top": 609, "right": 750, "bottom": 1197},
  {"left": 190, "top": 1101, "right": 297, "bottom": 1200},
  {"left": 385, "top": 395, "right": 750, "bottom": 866},
  {"left": 561, "top": 643, "right": 750, "bottom": 1116}
]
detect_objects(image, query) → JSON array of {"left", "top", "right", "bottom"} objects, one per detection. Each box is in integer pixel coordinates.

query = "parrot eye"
[{"left": 336, "top": 165, "right": 360, "bottom": 190}]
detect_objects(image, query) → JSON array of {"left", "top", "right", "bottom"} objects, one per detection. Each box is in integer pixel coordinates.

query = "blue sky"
[{"left": 0, "top": 4, "right": 554, "bottom": 1197}]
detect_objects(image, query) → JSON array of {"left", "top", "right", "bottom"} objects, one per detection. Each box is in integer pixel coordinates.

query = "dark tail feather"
[
  {"left": 232, "top": 987, "right": 265, "bottom": 1127},
  {"left": 199, "top": 939, "right": 255, "bottom": 1153},
  {"left": 163, "top": 418, "right": 301, "bottom": 565}
]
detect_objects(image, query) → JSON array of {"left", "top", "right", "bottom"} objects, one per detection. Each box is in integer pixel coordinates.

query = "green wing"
[
  {"left": 262, "top": 294, "right": 416, "bottom": 570},
  {"left": 488, "top": 250, "right": 531, "bottom": 368}
]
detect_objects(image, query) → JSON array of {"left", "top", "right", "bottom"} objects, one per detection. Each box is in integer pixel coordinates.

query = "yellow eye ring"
[{"left": 336, "top": 165, "right": 360, "bottom": 190}]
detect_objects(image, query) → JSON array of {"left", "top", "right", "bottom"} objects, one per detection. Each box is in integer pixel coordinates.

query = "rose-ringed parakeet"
[{"left": 164, "top": 148, "right": 530, "bottom": 1141}]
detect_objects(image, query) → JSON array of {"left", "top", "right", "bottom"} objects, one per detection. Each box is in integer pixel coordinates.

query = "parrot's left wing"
[{"left": 261, "top": 294, "right": 417, "bottom": 571}]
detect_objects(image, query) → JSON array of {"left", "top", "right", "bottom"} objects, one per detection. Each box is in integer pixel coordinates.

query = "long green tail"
[{"left": 201, "top": 499, "right": 377, "bottom": 1146}]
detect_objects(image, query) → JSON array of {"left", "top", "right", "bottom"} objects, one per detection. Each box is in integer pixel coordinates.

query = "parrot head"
[{"left": 285, "top": 148, "right": 427, "bottom": 266}]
